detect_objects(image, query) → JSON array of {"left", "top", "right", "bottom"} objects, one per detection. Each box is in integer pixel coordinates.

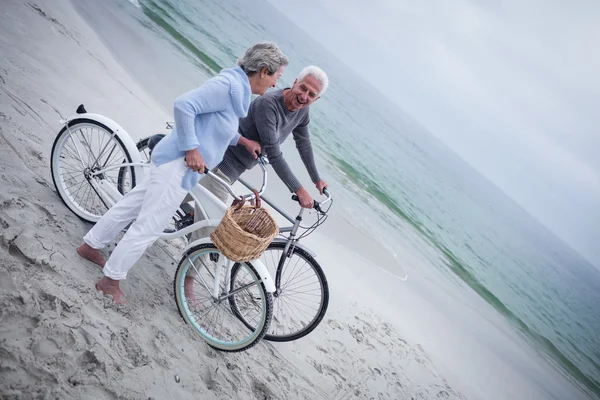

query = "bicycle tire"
[
  {"left": 51, "top": 118, "right": 136, "bottom": 223},
  {"left": 229, "top": 241, "right": 329, "bottom": 342},
  {"left": 116, "top": 136, "right": 151, "bottom": 191},
  {"left": 174, "top": 243, "right": 273, "bottom": 352}
]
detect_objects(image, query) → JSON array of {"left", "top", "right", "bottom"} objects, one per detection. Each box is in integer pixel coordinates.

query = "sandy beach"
[{"left": 0, "top": 1, "right": 593, "bottom": 399}]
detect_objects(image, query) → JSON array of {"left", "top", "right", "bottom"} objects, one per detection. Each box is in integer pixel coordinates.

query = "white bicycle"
[{"left": 50, "top": 105, "right": 332, "bottom": 351}]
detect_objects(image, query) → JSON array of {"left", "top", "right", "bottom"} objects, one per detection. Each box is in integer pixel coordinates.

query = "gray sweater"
[{"left": 217, "top": 89, "right": 321, "bottom": 192}]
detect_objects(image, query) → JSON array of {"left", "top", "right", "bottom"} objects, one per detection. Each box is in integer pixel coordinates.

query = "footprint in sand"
[
  {"left": 325, "top": 318, "right": 344, "bottom": 331},
  {"left": 328, "top": 339, "right": 345, "bottom": 353},
  {"left": 151, "top": 329, "right": 179, "bottom": 368},
  {"left": 347, "top": 325, "right": 365, "bottom": 344},
  {"left": 308, "top": 356, "right": 348, "bottom": 385},
  {"left": 68, "top": 350, "right": 107, "bottom": 387},
  {"left": 251, "top": 378, "right": 276, "bottom": 400},
  {"left": 203, "top": 345, "right": 219, "bottom": 359},
  {"left": 109, "top": 328, "right": 150, "bottom": 368},
  {"left": 315, "top": 345, "right": 329, "bottom": 355}
]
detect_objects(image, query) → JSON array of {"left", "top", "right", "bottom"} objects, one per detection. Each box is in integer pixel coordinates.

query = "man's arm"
[
  {"left": 293, "top": 121, "right": 328, "bottom": 194},
  {"left": 254, "top": 99, "right": 303, "bottom": 193},
  {"left": 292, "top": 122, "right": 321, "bottom": 184}
]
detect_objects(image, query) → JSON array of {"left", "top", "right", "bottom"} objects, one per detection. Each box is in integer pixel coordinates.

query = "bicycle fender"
[
  {"left": 270, "top": 237, "right": 317, "bottom": 258},
  {"left": 178, "top": 238, "right": 276, "bottom": 293},
  {"left": 62, "top": 113, "right": 144, "bottom": 179}
]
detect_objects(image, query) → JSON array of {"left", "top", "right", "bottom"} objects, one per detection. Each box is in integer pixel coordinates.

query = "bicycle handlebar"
[
  {"left": 200, "top": 153, "right": 330, "bottom": 210},
  {"left": 291, "top": 188, "right": 332, "bottom": 212},
  {"left": 204, "top": 154, "right": 269, "bottom": 201}
]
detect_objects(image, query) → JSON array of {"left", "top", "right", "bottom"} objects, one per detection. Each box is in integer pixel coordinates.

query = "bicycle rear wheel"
[
  {"left": 229, "top": 242, "right": 329, "bottom": 342},
  {"left": 51, "top": 119, "right": 136, "bottom": 223},
  {"left": 117, "top": 136, "right": 151, "bottom": 190},
  {"left": 174, "top": 243, "right": 273, "bottom": 352}
]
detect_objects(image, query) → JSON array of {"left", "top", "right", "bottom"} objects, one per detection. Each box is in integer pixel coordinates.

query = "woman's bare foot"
[
  {"left": 184, "top": 276, "right": 202, "bottom": 309},
  {"left": 95, "top": 276, "right": 128, "bottom": 304},
  {"left": 77, "top": 243, "right": 106, "bottom": 268}
]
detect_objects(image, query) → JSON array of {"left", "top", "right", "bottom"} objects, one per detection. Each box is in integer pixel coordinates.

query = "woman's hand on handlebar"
[{"left": 185, "top": 148, "right": 207, "bottom": 173}]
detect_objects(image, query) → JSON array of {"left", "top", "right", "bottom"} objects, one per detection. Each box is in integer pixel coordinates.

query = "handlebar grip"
[
  {"left": 291, "top": 194, "right": 322, "bottom": 211},
  {"left": 184, "top": 157, "right": 209, "bottom": 174}
]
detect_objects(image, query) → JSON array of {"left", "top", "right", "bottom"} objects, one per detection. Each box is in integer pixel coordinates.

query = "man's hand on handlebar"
[
  {"left": 239, "top": 137, "right": 261, "bottom": 160},
  {"left": 295, "top": 187, "right": 314, "bottom": 208},
  {"left": 315, "top": 179, "right": 328, "bottom": 195},
  {"left": 185, "top": 148, "right": 207, "bottom": 173}
]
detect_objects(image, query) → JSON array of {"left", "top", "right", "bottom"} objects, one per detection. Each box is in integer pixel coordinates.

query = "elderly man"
[{"left": 190, "top": 65, "right": 329, "bottom": 240}]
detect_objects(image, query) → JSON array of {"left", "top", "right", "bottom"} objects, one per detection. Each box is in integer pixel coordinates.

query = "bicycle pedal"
[
  {"left": 174, "top": 203, "right": 195, "bottom": 231},
  {"left": 180, "top": 203, "right": 194, "bottom": 215}
]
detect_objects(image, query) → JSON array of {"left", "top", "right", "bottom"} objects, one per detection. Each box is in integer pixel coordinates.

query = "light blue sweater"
[{"left": 151, "top": 66, "right": 251, "bottom": 189}]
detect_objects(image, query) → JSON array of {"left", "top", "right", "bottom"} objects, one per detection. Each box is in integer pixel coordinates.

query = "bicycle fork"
[
  {"left": 275, "top": 208, "right": 305, "bottom": 293},
  {"left": 212, "top": 256, "right": 234, "bottom": 300}
]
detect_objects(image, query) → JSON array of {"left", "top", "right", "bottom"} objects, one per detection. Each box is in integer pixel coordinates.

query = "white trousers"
[
  {"left": 188, "top": 168, "right": 232, "bottom": 243},
  {"left": 84, "top": 157, "right": 189, "bottom": 280}
]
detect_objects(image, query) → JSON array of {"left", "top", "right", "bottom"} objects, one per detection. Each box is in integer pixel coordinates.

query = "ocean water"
[{"left": 89, "top": 0, "right": 600, "bottom": 396}]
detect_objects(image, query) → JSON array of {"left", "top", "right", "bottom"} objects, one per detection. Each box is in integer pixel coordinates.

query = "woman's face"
[{"left": 252, "top": 66, "right": 285, "bottom": 95}]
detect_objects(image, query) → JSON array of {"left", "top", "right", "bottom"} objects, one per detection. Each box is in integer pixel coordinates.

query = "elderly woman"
[{"left": 77, "top": 42, "right": 289, "bottom": 304}]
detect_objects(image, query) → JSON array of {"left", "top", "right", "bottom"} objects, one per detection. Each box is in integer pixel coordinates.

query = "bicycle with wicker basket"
[{"left": 50, "top": 105, "right": 333, "bottom": 351}]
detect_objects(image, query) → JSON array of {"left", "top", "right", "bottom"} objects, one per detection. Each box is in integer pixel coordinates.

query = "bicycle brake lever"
[
  {"left": 292, "top": 194, "right": 323, "bottom": 212},
  {"left": 314, "top": 201, "right": 323, "bottom": 213}
]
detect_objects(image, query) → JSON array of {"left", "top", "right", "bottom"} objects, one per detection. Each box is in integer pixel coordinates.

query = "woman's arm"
[{"left": 173, "top": 79, "right": 230, "bottom": 152}]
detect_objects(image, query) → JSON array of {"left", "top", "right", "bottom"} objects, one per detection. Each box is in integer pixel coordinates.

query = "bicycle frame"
[{"left": 238, "top": 177, "right": 332, "bottom": 291}]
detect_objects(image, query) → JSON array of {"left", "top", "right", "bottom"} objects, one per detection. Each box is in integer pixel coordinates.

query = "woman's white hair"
[
  {"left": 237, "top": 42, "right": 289, "bottom": 76},
  {"left": 297, "top": 66, "right": 329, "bottom": 96}
]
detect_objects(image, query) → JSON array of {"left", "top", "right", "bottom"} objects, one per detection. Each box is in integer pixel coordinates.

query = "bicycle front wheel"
[
  {"left": 230, "top": 242, "right": 329, "bottom": 342},
  {"left": 174, "top": 243, "right": 273, "bottom": 352},
  {"left": 51, "top": 119, "right": 136, "bottom": 223}
]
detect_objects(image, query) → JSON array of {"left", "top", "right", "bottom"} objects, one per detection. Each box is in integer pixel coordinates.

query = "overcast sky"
[{"left": 269, "top": 0, "right": 600, "bottom": 266}]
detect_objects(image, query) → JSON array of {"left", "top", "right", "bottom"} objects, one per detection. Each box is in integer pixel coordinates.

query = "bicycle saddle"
[{"left": 148, "top": 134, "right": 166, "bottom": 152}]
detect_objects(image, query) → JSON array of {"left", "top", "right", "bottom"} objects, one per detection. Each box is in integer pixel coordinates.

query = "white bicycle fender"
[
  {"left": 270, "top": 237, "right": 317, "bottom": 258},
  {"left": 62, "top": 113, "right": 144, "bottom": 179},
  {"left": 178, "top": 238, "right": 276, "bottom": 293}
]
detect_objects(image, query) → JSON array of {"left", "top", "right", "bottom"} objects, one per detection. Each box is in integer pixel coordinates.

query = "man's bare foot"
[
  {"left": 95, "top": 276, "right": 128, "bottom": 304},
  {"left": 184, "top": 276, "right": 202, "bottom": 308},
  {"left": 77, "top": 243, "right": 106, "bottom": 268}
]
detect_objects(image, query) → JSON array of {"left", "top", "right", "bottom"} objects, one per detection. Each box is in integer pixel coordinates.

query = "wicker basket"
[{"left": 210, "top": 190, "right": 279, "bottom": 262}]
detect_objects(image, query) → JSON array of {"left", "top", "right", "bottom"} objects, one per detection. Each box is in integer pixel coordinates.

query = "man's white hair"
[{"left": 297, "top": 66, "right": 329, "bottom": 96}]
